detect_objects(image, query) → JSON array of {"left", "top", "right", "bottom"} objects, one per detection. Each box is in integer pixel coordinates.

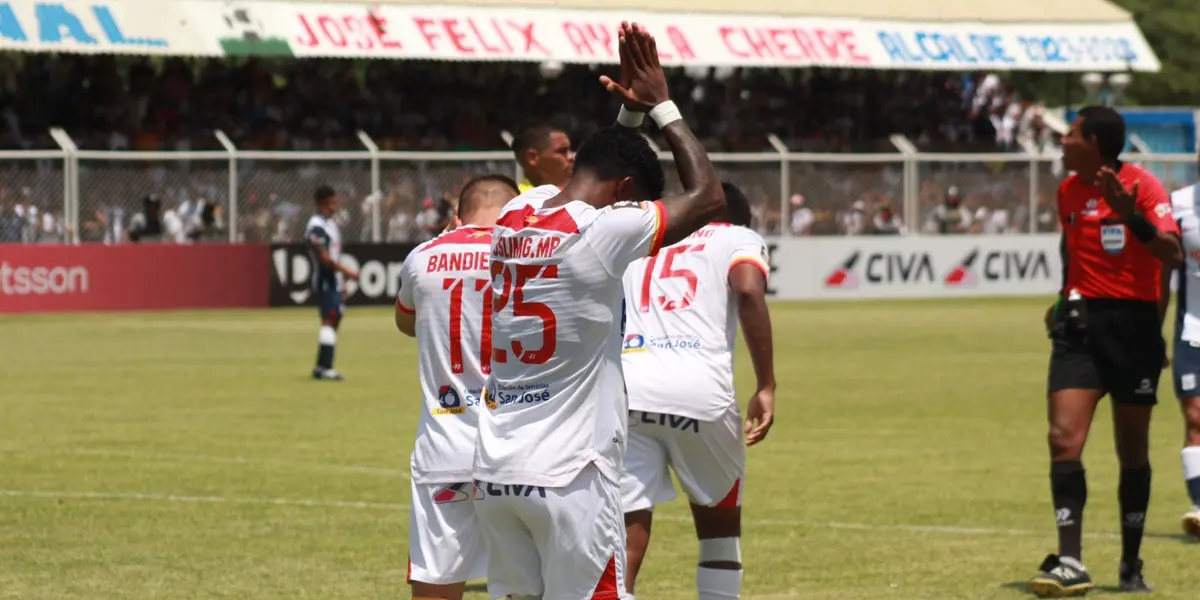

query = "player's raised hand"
[
  {"left": 599, "top": 22, "right": 669, "bottom": 112},
  {"left": 744, "top": 386, "right": 775, "bottom": 446}
]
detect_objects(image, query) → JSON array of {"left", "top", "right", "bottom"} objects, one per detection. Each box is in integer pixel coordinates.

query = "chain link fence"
[
  {"left": 14, "top": 149, "right": 1200, "bottom": 244},
  {"left": 0, "top": 152, "right": 67, "bottom": 243}
]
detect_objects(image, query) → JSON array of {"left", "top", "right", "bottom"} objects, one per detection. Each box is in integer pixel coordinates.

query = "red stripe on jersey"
[
  {"left": 406, "top": 556, "right": 412, "bottom": 584},
  {"left": 729, "top": 257, "right": 769, "bottom": 278},
  {"left": 648, "top": 201, "right": 668, "bottom": 256},
  {"left": 496, "top": 205, "right": 580, "bottom": 234},
  {"left": 716, "top": 479, "right": 741, "bottom": 509},
  {"left": 423, "top": 226, "right": 494, "bottom": 250},
  {"left": 395, "top": 296, "right": 415, "bottom": 314},
  {"left": 591, "top": 555, "right": 620, "bottom": 600}
]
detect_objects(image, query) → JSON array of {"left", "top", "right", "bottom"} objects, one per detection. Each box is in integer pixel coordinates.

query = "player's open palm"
[
  {"left": 744, "top": 387, "right": 775, "bottom": 446},
  {"left": 599, "top": 22, "right": 669, "bottom": 113}
]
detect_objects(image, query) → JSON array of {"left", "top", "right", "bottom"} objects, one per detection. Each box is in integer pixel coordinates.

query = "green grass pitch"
[{"left": 1, "top": 298, "right": 1196, "bottom": 599}]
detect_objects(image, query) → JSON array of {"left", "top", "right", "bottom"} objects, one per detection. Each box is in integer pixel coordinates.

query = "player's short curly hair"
[
  {"left": 573, "top": 126, "right": 665, "bottom": 201},
  {"left": 722, "top": 182, "right": 753, "bottom": 227}
]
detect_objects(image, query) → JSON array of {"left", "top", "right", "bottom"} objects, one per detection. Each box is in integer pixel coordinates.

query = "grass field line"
[
  {"left": 1, "top": 447, "right": 410, "bottom": 478},
  {"left": 0, "top": 488, "right": 1125, "bottom": 540}
]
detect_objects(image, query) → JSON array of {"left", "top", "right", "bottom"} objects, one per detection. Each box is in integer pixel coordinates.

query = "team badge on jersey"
[{"left": 622, "top": 334, "right": 647, "bottom": 353}]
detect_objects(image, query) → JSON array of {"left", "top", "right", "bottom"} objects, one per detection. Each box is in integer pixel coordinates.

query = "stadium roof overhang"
[{"left": 0, "top": 0, "right": 1160, "bottom": 72}]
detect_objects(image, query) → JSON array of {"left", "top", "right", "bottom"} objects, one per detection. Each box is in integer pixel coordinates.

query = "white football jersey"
[
  {"left": 622, "top": 223, "right": 769, "bottom": 421},
  {"left": 473, "top": 185, "right": 667, "bottom": 488},
  {"left": 397, "top": 225, "right": 495, "bottom": 484},
  {"left": 1173, "top": 184, "right": 1200, "bottom": 343}
]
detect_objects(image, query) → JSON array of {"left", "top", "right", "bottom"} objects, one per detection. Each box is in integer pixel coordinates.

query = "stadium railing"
[{"left": 5, "top": 131, "right": 1198, "bottom": 243}]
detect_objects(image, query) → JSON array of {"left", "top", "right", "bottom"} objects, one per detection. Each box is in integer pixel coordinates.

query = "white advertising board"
[{"left": 764, "top": 235, "right": 1062, "bottom": 300}]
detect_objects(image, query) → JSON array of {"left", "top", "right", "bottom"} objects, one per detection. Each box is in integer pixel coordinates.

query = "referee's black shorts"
[{"left": 1048, "top": 299, "right": 1165, "bottom": 405}]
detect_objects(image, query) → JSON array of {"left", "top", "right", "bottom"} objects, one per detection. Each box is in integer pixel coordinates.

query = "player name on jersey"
[
  {"left": 424, "top": 250, "right": 490, "bottom": 273},
  {"left": 491, "top": 236, "right": 562, "bottom": 260}
]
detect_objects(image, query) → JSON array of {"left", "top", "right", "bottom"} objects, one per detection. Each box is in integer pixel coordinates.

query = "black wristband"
[{"left": 1126, "top": 213, "right": 1157, "bottom": 244}]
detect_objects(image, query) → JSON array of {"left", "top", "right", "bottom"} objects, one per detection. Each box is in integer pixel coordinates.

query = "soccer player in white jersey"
[
  {"left": 472, "top": 22, "right": 727, "bottom": 600},
  {"left": 1168, "top": 177, "right": 1200, "bottom": 539},
  {"left": 620, "top": 182, "right": 775, "bottom": 599},
  {"left": 395, "top": 175, "right": 521, "bottom": 600}
]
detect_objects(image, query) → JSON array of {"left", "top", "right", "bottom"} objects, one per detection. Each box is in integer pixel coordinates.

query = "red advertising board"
[{"left": 0, "top": 244, "right": 269, "bottom": 314}]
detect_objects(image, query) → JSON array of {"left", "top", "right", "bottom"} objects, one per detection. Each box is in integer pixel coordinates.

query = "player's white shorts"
[
  {"left": 474, "top": 464, "right": 628, "bottom": 600},
  {"left": 407, "top": 479, "right": 487, "bottom": 585},
  {"left": 621, "top": 404, "right": 746, "bottom": 513}
]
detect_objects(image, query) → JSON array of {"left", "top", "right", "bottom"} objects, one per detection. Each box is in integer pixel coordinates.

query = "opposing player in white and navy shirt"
[
  {"left": 1169, "top": 181, "right": 1200, "bottom": 539},
  {"left": 395, "top": 175, "right": 520, "bottom": 600},
  {"left": 620, "top": 182, "right": 775, "bottom": 600},
  {"left": 471, "top": 23, "right": 726, "bottom": 600},
  {"left": 306, "top": 185, "right": 358, "bottom": 381}
]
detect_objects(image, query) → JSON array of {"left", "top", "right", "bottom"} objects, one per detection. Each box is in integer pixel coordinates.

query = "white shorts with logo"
[
  {"left": 474, "top": 464, "right": 627, "bottom": 600},
  {"left": 407, "top": 478, "right": 487, "bottom": 585},
  {"left": 621, "top": 404, "right": 746, "bottom": 512}
]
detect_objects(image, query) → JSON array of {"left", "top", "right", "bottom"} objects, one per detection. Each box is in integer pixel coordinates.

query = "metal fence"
[{"left": 2, "top": 130, "right": 1197, "bottom": 244}]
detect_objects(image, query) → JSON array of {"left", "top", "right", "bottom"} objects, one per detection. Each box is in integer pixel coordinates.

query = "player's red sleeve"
[{"left": 1138, "top": 175, "right": 1178, "bottom": 234}]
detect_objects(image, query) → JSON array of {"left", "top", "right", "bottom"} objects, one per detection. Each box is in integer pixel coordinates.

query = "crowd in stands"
[{"left": 0, "top": 54, "right": 1061, "bottom": 242}]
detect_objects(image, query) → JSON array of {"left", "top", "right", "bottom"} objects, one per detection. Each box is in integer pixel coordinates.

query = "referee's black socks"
[
  {"left": 1050, "top": 460, "right": 1087, "bottom": 561},
  {"left": 1118, "top": 464, "right": 1152, "bottom": 564}
]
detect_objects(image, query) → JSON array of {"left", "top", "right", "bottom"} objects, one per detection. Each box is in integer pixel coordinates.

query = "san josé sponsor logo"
[
  {"left": 0, "top": 262, "right": 88, "bottom": 296},
  {"left": 622, "top": 333, "right": 702, "bottom": 353},
  {"left": 433, "top": 385, "right": 482, "bottom": 416},
  {"left": 491, "top": 383, "right": 551, "bottom": 407}
]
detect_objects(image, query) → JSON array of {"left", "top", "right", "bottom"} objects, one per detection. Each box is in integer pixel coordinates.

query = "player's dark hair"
[
  {"left": 1077, "top": 105, "right": 1127, "bottom": 162},
  {"left": 512, "top": 122, "right": 562, "bottom": 164},
  {"left": 314, "top": 184, "right": 337, "bottom": 204},
  {"left": 721, "top": 182, "right": 752, "bottom": 227},
  {"left": 458, "top": 174, "right": 520, "bottom": 218},
  {"left": 573, "top": 126, "right": 665, "bottom": 201}
]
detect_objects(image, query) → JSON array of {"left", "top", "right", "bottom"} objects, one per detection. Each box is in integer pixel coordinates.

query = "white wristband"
[
  {"left": 649, "top": 100, "right": 682, "bottom": 128},
  {"left": 617, "top": 106, "right": 645, "bottom": 128}
]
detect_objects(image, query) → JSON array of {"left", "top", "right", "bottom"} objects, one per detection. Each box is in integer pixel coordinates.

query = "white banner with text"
[{"left": 765, "top": 235, "right": 1062, "bottom": 300}]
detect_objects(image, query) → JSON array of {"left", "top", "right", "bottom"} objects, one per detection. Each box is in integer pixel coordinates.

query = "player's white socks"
[
  {"left": 697, "top": 567, "right": 742, "bottom": 600},
  {"left": 1183, "top": 446, "right": 1200, "bottom": 507},
  {"left": 316, "top": 325, "right": 337, "bottom": 371}
]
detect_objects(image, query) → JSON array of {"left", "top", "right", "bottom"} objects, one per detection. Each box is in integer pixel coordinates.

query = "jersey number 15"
[{"left": 638, "top": 244, "right": 705, "bottom": 312}]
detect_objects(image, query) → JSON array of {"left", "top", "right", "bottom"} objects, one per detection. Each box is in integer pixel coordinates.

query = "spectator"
[
  {"left": 872, "top": 201, "right": 905, "bottom": 235},
  {"left": 932, "top": 186, "right": 972, "bottom": 234},
  {"left": 789, "top": 194, "right": 815, "bottom": 236},
  {"left": 0, "top": 201, "right": 24, "bottom": 242},
  {"left": 839, "top": 200, "right": 867, "bottom": 236},
  {"left": 127, "top": 195, "right": 164, "bottom": 242}
]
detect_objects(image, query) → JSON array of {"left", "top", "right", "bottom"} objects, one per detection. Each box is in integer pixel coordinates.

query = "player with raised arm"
[
  {"left": 620, "top": 182, "right": 775, "bottom": 600},
  {"left": 307, "top": 185, "right": 358, "bottom": 381},
  {"left": 395, "top": 175, "right": 521, "bottom": 600},
  {"left": 472, "top": 22, "right": 726, "bottom": 600}
]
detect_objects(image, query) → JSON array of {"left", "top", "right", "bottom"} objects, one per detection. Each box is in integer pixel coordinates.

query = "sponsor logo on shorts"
[
  {"left": 472, "top": 481, "right": 547, "bottom": 498},
  {"left": 433, "top": 385, "right": 482, "bottom": 415},
  {"left": 431, "top": 482, "right": 481, "bottom": 504},
  {"left": 630, "top": 410, "right": 700, "bottom": 433},
  {"left": 1135, "top": 378, "right": 1154, "bottom": 395},
  {"left": 492, "top": 383, "right": 551, "bottom": 407}
]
